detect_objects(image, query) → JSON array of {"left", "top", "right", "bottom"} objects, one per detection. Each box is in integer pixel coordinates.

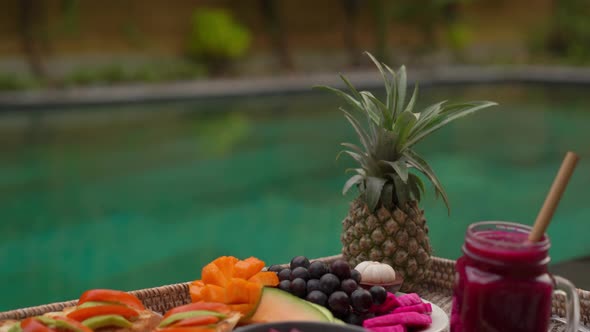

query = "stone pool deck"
[{"left": 2, "top": 65, "right": 590, "bottom": 110}]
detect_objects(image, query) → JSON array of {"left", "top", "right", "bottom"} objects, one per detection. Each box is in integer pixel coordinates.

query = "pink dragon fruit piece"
[
  {"left": 396, "top": 293, "right": 422, "bottom": 307},
  {"left": 363, "top": 312, "right": 432, "bottom": 328},
  {"left": 391, "top": 302, "right": 432, "bottom": 314},
  {"left": 366, "top": 325, "right": 407, "bottom": 332},
  {"left": 369, "top": 292, "right": 401, "bottom": 314}
]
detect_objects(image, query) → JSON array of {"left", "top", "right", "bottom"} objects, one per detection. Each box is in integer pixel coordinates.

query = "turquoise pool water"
[{"left": 1, "top": 84, "right": 589, "bottom": 311}]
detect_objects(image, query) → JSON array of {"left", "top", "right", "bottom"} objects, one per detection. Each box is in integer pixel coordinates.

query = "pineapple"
[{"left": 318, "top": 53, "right": 497, "bottom": 289}]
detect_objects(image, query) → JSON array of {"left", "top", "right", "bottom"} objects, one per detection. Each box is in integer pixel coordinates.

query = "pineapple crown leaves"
[{"left": 315, "top": 52, "right": 497, "bottom": 214}]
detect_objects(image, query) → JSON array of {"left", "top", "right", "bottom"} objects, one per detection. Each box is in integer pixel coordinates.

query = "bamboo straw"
[{"left": 529, "top": 151, "right": 579, "bottom": 242}]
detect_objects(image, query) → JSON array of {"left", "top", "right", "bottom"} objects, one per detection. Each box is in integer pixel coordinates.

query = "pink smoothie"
[{"left": 451, "top": 223, "right": 553, "bottom": 332}]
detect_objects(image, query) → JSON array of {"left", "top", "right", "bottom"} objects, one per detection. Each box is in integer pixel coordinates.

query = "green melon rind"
[
  {"left": 7, "top": 323, "right": 22, "bottom": 332},
  {"left": 35, "top": 317, "right": 86, "bottom": 332},
  {"left": 158, "top": 310, "right": 226, "bottom": 328},
  {"left": 333, "top": 318, "right": 346, "bottom": 325},
  {"left": 82, "top": 315, "right": 132, "bottom": 329},
  {"left": 308, "top": 303, "right": 335, "bottom": 322},
  {"left": 248, "top": 288, "right": 330, "bottom": 323}
]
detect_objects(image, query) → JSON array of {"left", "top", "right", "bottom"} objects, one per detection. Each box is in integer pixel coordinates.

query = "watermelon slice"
[
  {"left": 366, "top": 325, "right": 407, "bottom": 332},
  {"left": 391, "top": 302, "right": 432, "bottom": 314},
  {"left": 397, "top": 293, "right": 422, "bottom": 307},
  {"left": 363, "top": 312, "right": 432, "bottom": 328}
]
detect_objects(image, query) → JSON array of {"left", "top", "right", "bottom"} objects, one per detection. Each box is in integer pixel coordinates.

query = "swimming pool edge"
[{"left": 1, "top": 65, "right": 590, "bottom": 110}]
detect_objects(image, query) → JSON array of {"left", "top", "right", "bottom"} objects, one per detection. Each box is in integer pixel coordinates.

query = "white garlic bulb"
[{"left": 354, "top": 261, "right": 396, "bottom": 284}]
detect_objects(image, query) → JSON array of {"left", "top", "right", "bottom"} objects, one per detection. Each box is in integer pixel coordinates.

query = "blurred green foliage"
[
  {"left": 122, "top": 22, "right": 147, "bottom": 49},
  {"left": 393, "top": 0, "right": 472, "bottom": 54},
  {"left": 0, "top": 62, "right": 207, "bottom": 91},
  {"left": 58, "top": 0, "right": 80, "bottom": 36},
  {"left": 63, "top": 62, "right": 206, "bottom": 87},
  {"left": 529, "top": 0, "right": 590, "bottom": 64},
  {"left": 446, "top": 22, "right": 471, "bottom": 55},
  {"left": 186, "top": 8, "right": 251, "bottom": 73},
  {"left": 0, "top": 73, "right": 42, "bottom": 91}
]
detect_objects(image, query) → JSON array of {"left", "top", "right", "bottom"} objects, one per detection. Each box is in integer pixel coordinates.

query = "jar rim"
[{"left": 466, "top": 221, "right": 550, "bottom": 251}]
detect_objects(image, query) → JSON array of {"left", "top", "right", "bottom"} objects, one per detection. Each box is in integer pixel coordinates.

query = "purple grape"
[
  {"left": 291, "top": 267, "right": 310, "bottom": 281},
  {"left": 369, "top": 285, "right": 387, "bottom": 305},
  {"left": 308, "top": 261, "right": 328, "bottom": 279},
  {"left": 306, "top": 290, "right": 328, "bottom": 307},
  {"left": 345, "top": 312, "right": 364, "bottom": 326},
  {"left": 330, "top": 260, "right": 351, "bottom": 280},
  {"left": 290, "top": 256, "right": 310, "bottom": 269},
  {"left": 267, "top": 265, "right": 283, "bottom": 273},
  {"left": 328, "top": 291, "right": 350, "bottom": 317},
  {"left": 351, "top": 289, "right": 373, "bottom": 313},
  {"left": 340, "top": 278, "right": 358, "bottom": 295},
  {"left": 278, "top": 280, "right": 291, "bottom": 292},
  {"left": 306, "top": 279, "right": 321, "bottom": 293},
  {"left": 290, "top": 278, "right": 307, "bottom": 298},
  {"left": 278, "top": 268, "right": 291, "bottom": 281},
  {"left": 319, "top": 273, "right": 340, "bottom": 294},
  {"left": 351, "top": 269, "right": 362, "bottom": 283}
]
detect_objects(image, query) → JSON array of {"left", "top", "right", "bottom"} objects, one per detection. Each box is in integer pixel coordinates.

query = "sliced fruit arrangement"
[
  {"left": 189, "top": 256, "right": 279, "bottom": 319},
  {"left": 2, "top": 316, "right": 93, "bottom": 332},
  {"left": 267, "top": 256, "right": 388, "bottom": 325},
  {"left": 156, "top": 302, "right": 240, "bottom": 332},
  {"left": 64, "top": 289, "right": 161, "bottom": 332},
  {"left": 0, "top": 255, "right": 435, "bottom": 332}
]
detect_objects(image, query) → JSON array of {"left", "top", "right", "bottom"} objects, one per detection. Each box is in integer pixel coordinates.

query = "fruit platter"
[
  {"left": 0, "top": 255, "right": 449, "bottom": 332},
  {"left": 2, "top": 253, "right": 589, "bottom": 332}
]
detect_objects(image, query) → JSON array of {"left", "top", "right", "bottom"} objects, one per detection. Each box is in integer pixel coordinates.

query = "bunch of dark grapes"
[{"left": 267, "top": 256, "right": 388, "bottom": 326}]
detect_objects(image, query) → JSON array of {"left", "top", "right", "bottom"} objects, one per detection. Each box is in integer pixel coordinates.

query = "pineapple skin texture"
[{"left": 341, "top": 198, "right": 432, "bottom": 290}]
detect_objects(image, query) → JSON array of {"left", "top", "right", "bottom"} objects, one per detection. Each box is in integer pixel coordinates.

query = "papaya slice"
[
  {"left": 225, "top": 278, "right": 256, "bottom": 304},
  {"left": 189, "top": 286, "right": 203, "bottom": 302},
  {"left": 248, "top": 272, "right": 279, "bottom": 287},
  {"left": 190, "top": 256, "right": 271, "bottom": 323},
  {"left": 189, "top": 281, "right": 205, "bottom": 302},
  {"left": 201, "top": 263, "right": 228, "bottom": 287},
  {"left": 192, "top": 280, "right": 205, "bottom": 287},
  {"left": 200, "top": 285, "right": 227, "bottom": 303},
  {"left": 233, "top": 257, "right": 265, "bottom": 279},
  {"left": 212, "top": 256, "right": 238, "bottom": 278},
  {"left": 246, "top": 281, "right": 264, "bottom": 305}
]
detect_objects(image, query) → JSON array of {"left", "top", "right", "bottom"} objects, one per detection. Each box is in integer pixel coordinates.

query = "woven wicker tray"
[{"left": 1, "top": 256, "right": 589, "bottom": 331}]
